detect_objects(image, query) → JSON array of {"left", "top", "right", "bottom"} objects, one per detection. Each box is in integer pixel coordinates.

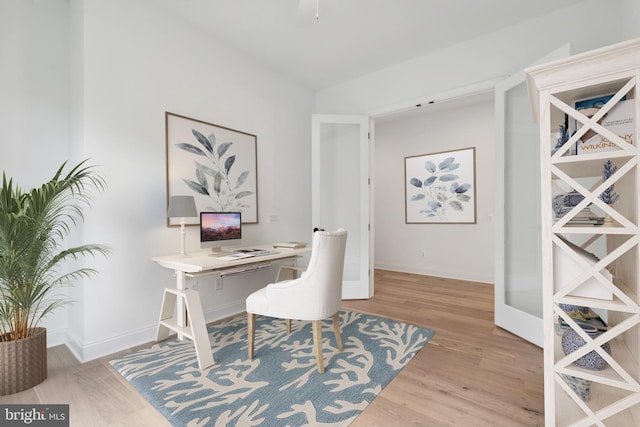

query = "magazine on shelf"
[
  {"left": 573, "top": 94, "right": 635, "bottom": 154},
  {"left": 557, "top": 312, "right": 608, "bottom": 332}
]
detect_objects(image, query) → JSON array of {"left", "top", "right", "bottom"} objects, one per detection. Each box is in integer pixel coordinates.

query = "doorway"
[{"left": 372, "top": 93, "right": 496, "bottom": 283}]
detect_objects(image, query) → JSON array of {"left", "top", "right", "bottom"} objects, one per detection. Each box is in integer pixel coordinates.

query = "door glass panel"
[
  {"left": 504, "top": 81, "right": 542, "bottom": 317},
  {"left": 319, "top": 123, "right": 361, "bottom": 282},
  {"left": 495, "top": 45, "right": 568, "bottom": 347}
]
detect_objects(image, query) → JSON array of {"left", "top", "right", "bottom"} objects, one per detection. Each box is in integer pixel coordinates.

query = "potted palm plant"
[{"left": 0, "top": 160, "right": 110, "bottom": 395}]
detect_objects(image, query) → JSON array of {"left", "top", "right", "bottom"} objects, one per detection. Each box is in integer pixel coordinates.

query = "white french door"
[
  {"left": 494, "top": 45, "right": 569, "bottom": 346},
  {"left": 311, "top": 114, "right": 373, "bottom": 299}
]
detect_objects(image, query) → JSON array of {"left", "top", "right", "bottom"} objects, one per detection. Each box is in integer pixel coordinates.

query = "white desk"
[{"left": 152, "top": 245, "right": 310, "bottom": 369}]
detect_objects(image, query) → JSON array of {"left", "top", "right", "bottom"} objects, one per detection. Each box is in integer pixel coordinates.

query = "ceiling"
[{"left": 155, "top": 0, "right": 584, "bottom": 91}]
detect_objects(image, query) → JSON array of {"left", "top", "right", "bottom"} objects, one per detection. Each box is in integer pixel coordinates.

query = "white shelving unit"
[{"left": 526, "top": 38, "right": 640, "bottom": 426}]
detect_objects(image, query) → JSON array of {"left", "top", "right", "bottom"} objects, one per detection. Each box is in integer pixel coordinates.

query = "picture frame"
[
  {"left": 404, "top": 147, "right": 476, "bottom": 224},
  {"left": 166, "top": 112, "right": 258, "bottom": 226}
]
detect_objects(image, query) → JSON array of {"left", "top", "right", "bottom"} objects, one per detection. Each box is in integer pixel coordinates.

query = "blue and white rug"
[{"left": 109, "top": 310, "right": 434, "bottom": 426}]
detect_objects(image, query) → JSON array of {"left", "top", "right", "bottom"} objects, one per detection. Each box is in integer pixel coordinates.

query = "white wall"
[
  {"left": 2, "top": 0, "right": 314, "bottom": 361},
  {"left": 375, "top": 98, "right": 495, "bottom": 282},
  {"left": 72, "top": 0, "right": 314, "bottom": 361},
  {"left": 317, "top": 0, "right": 630, "bottom": 283},
  {"left": 623, "top": 0, "right": 640, "bottom": 39},
  {"left": 0, "top": 0, "right": 73, "bottom": 343},
  {"left": 0, "top": 1, "right": 72, "bottom": 184},
  {"left": 316, "top": 0, "right": 627, "bottom": 116}
]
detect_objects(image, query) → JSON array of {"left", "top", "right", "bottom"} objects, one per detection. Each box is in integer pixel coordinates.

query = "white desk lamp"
[{"left": 167, "top": 195, "right": 198, "bottom": 257}]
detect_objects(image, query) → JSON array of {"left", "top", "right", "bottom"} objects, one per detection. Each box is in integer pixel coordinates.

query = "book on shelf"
[
  {"left": 554, "top": 206, "right": 604, "bottom": 226},
  {"left": 574, "top": 95, "right": 635, "bottom": 154},
  {"left": 272, "top": 241, "right": 307, "bottom": 250},
  {"left": 564, "top": 222, "right": 604, "bottom": 227},
  {"left": 557, "top": 312, "right": 608, "bottom": 333}
]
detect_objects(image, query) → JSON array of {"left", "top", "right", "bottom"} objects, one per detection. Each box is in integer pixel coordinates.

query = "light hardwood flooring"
[
  {"left": 0, "top": 270, "right": 544, "bottom": 426},
  {"left": 342, "top": 270, "right": 544, "bottom": 427}
]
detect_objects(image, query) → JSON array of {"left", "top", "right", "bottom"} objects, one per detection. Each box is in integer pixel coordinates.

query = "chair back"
[{"left": 302, "top": 229, "right": 347, "bottom": 319}]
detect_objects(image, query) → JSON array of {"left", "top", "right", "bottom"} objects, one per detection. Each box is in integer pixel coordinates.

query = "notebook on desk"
[
  {"left": 216, "top": 253, "right": 255, "bottom": 261},
  {"left": 233, "top": 248, "right": 272, "bottom": 256},
  {"left": 217, "top": 249, "right": 273, "bottom": 261}
]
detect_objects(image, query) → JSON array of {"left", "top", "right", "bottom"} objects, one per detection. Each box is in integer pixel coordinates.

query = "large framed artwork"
[
  {"left": 404, "top": 147, "right": 476, "bottom": 224},
  {"left": 166, "top": 112, "right": 258, "bottom": 225}
]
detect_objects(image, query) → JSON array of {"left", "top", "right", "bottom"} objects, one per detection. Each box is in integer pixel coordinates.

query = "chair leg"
[
  {"left": 248, "top": 313, "right": 255, "bottom": 359},
  {"left": 286, "top": 319, "right": 291, "bottom": 334},
  {"left": 312, "top": 320, "right": 324, "bottom": 373},
  {"left": 332, "top": 312, "right": 343, "bottom": 351}
]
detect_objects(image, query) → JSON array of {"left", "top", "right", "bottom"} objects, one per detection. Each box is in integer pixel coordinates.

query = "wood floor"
[
  {"left": 342, "top": 270, "right": 544, "bottom": 427},
  {"left": 0, "top": 270, "right": 544, "bottom": 426}
]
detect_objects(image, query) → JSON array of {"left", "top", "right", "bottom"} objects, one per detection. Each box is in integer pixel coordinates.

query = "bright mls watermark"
[{"left": 0, "top": 405, "right": 69, "bottom": 426}]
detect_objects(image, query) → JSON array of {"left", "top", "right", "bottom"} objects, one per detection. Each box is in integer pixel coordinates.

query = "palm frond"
[{"left": 0, "top": 160, "right": 109, "bottom": 341}]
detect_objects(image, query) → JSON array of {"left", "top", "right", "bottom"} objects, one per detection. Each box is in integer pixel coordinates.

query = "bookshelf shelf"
[{"left": 526, "top": 38, "right": 640, "bottom": 426}]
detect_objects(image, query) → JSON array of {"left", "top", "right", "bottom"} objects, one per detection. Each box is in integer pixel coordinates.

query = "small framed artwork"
[
  {"left": 405, "top": 147, "right": 476, "bottom": 224},
  {"left": 166, "top": 112, "right": 258, "bottom": 225}
]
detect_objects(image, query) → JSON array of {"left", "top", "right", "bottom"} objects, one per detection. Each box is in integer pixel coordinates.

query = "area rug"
[{"left": 109, "top": 310, "right": 434, "bottom": 426}]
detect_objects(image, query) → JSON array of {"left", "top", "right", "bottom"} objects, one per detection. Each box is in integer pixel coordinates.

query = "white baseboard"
[
  {"left": 61, "top": 300, "right": 247, "bottom": 363},
  {"left": 45, "top": 328, "right": 68, "bottom": 348},
  {"left": 374, "top": 263, "right": 493, "bottom": 284},
  {"left": 203, "top": 301, "right": 246, "bottom": 324},
  {"left": 65, "top": 325, "right": 155, "bottom": 363}
]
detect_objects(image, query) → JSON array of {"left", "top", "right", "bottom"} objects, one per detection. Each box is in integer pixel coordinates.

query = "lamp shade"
[{"left": 167, "top": 195, "right": 197, "bottom": 218}]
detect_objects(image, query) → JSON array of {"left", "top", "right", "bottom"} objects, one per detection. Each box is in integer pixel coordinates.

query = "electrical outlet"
[
  {"left": 190, "top": 280, "right": 198, "bottom": 290},
  {"left": 215, "top": 278, "right": 223, "bottom": 290},
  {"left": 421, "top": 250, "right": 426, "bottom": 257}
]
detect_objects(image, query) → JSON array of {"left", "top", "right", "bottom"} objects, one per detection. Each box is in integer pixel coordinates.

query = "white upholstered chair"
[{"left": 246, "top": 229, "right": 347, "bottom": 373}]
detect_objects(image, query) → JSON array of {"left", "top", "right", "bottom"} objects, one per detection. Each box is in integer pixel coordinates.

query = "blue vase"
[
  {"left": 562, "top": 324, "right": 611, "bottom": 370},
  {"left": 562, "top": 374, "right": 590, "bottom": 401},
  {"left": 552, "top": 191, "right": 585, "bottom": 217},
  {"left": 559, "top": 304, "right": 590, "bottom": 315}
]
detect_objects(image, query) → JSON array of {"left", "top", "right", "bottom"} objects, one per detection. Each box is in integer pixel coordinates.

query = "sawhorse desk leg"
[{"left": 156, "top": 276, "right": 214, "bottom": 369}]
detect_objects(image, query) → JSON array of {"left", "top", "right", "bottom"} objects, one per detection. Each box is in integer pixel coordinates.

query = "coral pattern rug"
[{"left": 110, "top": 310, "right": 434, "bottom": 426}]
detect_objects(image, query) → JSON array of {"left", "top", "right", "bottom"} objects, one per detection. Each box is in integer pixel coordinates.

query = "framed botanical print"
[
  {"left": 405, "top": 147, "right": 476, "bottom": 224},
  {"left": 166, "top": 112, "right": 258, "bottom": 225}
]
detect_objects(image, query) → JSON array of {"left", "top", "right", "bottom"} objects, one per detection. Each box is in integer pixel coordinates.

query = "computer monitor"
[{"left": 200, "top": 212, "right": 242, "bottom": 253}]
